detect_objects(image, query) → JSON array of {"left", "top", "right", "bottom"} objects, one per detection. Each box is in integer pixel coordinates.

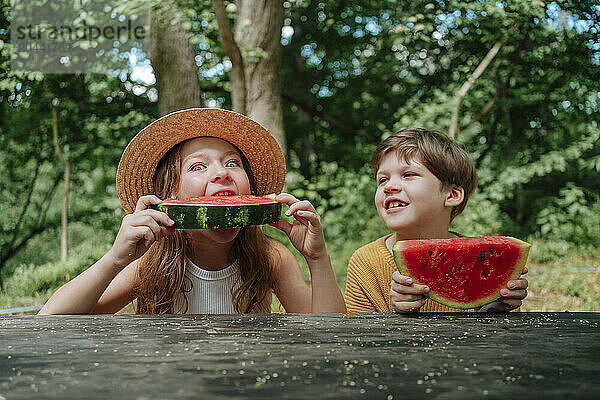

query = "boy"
[{"left": 344, "top": 128, "right": 528, "bottom": 313}]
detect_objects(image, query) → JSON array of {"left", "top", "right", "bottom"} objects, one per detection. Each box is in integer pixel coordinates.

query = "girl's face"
[
  {"left": 178, "top": 137, "right": 251, "bottom": 199},
  {"left": 177, "top": 137, "right": 251, "bottom": 244}
]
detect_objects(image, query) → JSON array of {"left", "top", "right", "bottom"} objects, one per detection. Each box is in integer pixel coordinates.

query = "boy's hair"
[{"left": 370, "top": 128, "right": 477, "bottom": 219}]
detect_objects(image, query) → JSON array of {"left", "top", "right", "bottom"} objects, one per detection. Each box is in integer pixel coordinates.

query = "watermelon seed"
[
  {"left": 489, "top": 247, "right": 495, "bottom": 254},
  {"left": 428, "top": 249, "right": 432, "bottom": 256},
  {"left": 480, "top": 250, "right": 486, "bottom": 262}
]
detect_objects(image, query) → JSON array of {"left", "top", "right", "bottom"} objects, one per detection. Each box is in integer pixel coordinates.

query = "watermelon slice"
[
  {"left": 150, "top": 195, "right": 282, "bottom": 229},
  {"left": 393, "top": 236, "right": 530, "bottom": 309}
]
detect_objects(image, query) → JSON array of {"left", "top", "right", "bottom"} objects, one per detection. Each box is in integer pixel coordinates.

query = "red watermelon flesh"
[
  {"left": 393, "top": 236, "right": 530, "bottom": 309},
  {"left": 160, "top": 195, "right": 275, "bottom": 205}
]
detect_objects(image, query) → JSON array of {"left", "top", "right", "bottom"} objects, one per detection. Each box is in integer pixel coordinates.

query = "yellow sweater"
[{"left": 344, "top": 234, "right": 476, "bottom": 312}]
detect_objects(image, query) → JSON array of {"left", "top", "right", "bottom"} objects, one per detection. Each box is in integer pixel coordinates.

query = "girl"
[{"left": 40, "top": 108, "right": 346, "bottom": 314}]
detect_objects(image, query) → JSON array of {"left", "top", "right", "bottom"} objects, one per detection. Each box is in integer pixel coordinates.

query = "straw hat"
[{"left": 116, "top": 108, "right": 286, "bottom": 214}]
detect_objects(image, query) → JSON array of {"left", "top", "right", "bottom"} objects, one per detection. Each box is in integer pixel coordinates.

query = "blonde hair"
[
  {"left": 135, "top": 140, "right": 276, "bottom": 314},
  {"left": 370, "top": 128, "right": 477, "bottom": 219}
]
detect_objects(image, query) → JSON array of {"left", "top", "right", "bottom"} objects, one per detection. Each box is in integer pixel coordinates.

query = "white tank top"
[{"left": 174, "top": 259, "right": 241, "bottom": 314}]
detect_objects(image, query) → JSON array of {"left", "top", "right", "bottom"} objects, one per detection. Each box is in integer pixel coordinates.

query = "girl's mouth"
[{"left": 211, "top": 190, "right": 236, "bottom": 196}]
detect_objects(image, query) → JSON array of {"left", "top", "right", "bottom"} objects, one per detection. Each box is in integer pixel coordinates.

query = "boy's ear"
[{"left": 444, "top": 185, "right": 464, "bottom": 208}]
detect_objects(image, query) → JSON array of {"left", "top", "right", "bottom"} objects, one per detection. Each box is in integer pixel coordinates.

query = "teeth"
[{"left": 387, "top": 201, "right": 407, "bottom": 209}]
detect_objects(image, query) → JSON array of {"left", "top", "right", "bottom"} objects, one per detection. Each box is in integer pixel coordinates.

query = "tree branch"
[
  {"left": 211, "top": 0, "right": 247, "bottom": 114},
  {"left": 0, "top": 205, "right": 91, "bottom": 270},
  {"left": 475, "top": 113, "right": 499, "bottom": 170},
  {"left": 449, "top": 29, "right": 514, "bottom": 139},
  {"left": 459, "top": 56, "right": 503, "bottom": 132},
  {"left": 37, "top": 173, "right": 62, "bottom": 228},
  {"left": 460, "top": 96, "right": 496, "bottom": 131},
  {"left": 7, "top": 155, "right": 42, "bottom": 254},
  {"left": 0, "top": 225, "right": 48, "bottom": 269}
]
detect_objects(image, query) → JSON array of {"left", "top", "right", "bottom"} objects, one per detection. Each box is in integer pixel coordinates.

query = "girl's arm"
[
  {"left": 39, "top": 195, "right": 174, "bottom": 315},
  {"left": 38, "top": 256, "right": 139, "bottom": 315},
  {"left": 270, "top": 240, "right": 311, "bottom": 313},
  {"left": 92, "top": 260, "right": 139, "bottom": 313},
  {"left": 271, "top": 193, "right": 346, "bottom": 313}
]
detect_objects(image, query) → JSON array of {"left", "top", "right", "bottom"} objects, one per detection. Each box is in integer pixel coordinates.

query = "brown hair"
[
  {"left": 370, "top": 128, "right": 477, "bottom": 219},
  {"left": 135, "top": 139, "right": 276, "bottom": 314}
]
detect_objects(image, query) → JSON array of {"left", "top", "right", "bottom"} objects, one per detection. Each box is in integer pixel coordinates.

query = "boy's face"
[{"left": 374, "top": 153, "right": 459, "bottom": 239}]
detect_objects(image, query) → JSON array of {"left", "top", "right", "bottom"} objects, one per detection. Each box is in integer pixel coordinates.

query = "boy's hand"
[
  {"left": 477, "top": 267, "right": 529, "bottom": 312},
  {"left": 108, "top": 195, "right": 176, "bottom": 268},
  {"left": 270, "top": 193, "right": 328, "bottom": 262},
  {"left": 390, "top": 271, "right": 430, "bottom": 313}
]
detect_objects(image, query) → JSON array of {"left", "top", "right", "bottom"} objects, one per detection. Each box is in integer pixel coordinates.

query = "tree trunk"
[
  {"left": 211, "top": 0, "right": 247, "bottom": 115},
  {"left": 50, "top": 102, "right": 69, "bottom": 262},
  {"left": 150, "top": 6, "right": 202, "bottom": 116},
  {"left": 236, "top": 0, "right": 285, "bottom": 150},
  {"left": 212, "top": 0, "right": 285, "bottom": 151}
]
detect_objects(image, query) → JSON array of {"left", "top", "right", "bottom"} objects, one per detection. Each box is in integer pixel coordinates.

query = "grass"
[{"left": 522, "top": 254, "right": 599, "bottom": 312}]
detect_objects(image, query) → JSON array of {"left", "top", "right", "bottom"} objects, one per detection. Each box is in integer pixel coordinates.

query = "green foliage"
[
  {"left": 485, "top": 130, "right": 600, "bottom": 203},
  {"left": 449, "top": 191, "right": 516, "bottom": 237},
  {"left": 526, "top": 238, "right": 574, "bottom": 265},
  {"left": 0, "top": 233, "right": 110, "bottom": 308},
  {"left": 282, "top": 0, "right": 599, "bottom": 246},
  {"left": 536, "top": 184, "right": 600, "bottom": 249},
  {"left": 1, "top": 0, "right": 598, "bottom": 311}
]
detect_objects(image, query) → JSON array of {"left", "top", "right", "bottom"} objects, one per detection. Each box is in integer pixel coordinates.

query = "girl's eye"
[
  {"left": 404, "top": 172, "right": 416, "bottom": 178},
  {"left": 378, "top": 177, "right": 387, "bottom": 185},
  {"left": 226, "top": 159, "right": 240, "bottom": 167},
  {"left": 191, "top": 163, "right": 206, "bottom": 171}
]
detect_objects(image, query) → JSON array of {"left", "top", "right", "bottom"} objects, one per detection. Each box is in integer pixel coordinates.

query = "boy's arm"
[{"left": 344, "top": 252, "right": 379, "bottom": 312}]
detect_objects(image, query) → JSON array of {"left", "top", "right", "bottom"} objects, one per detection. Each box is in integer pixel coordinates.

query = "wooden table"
[{"left": 1, "top": 313, "right": 598, "bottom": 399}]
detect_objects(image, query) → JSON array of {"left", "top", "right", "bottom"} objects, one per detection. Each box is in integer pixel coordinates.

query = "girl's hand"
[
  {"left": 107, "top": 195, "right": 175, "bottom": 268},
  {"left": 390, "top": 271, "right": 429, "bottom": 313},
  {"left": 270, "top": 193, "right": 328, "bottom": 262},
  {"left": 477, "top": 267, "right": 529, "bottom": 312}
]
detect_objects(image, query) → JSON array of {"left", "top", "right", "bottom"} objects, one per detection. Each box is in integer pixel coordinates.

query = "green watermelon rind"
[
  {"left": 393, "top": 236, "right": 531, "bottom": 309},
  {"left": 150, "top": 201, "right": 282, "bottom": 229}
]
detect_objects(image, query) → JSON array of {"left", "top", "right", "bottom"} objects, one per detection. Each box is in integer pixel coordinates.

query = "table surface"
[{"left": 1, "top": 312, "right": 599, "bottom": 399}]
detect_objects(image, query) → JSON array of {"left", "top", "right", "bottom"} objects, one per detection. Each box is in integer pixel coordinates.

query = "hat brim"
[{"left": 116, "top": 108, "right": 286, "bottom": 214}]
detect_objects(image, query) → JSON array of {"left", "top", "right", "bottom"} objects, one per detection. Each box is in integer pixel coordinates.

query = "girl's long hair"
[{"left": 135, "top": 140, "right": 276, "bottom": 314}]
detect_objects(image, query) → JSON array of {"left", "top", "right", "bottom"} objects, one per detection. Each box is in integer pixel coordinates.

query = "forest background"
[{"left": 1, "top": 0, "right": 599, "bottom": 313}]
